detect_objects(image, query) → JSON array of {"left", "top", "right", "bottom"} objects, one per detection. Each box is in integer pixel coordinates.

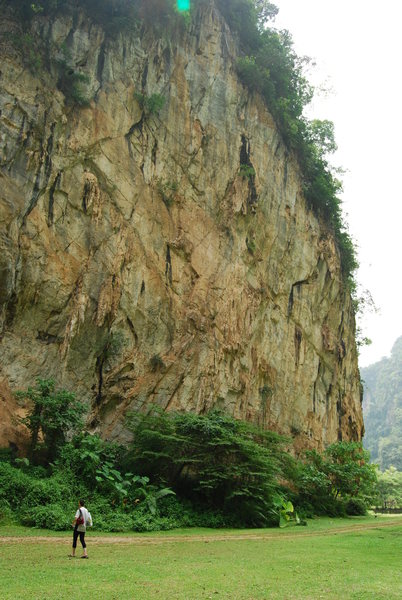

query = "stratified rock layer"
[{"left": 0, "top": 2, "right": 363, "bottom": 451}]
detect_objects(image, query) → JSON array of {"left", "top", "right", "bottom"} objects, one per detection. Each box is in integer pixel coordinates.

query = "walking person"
[{"left": 69, "top": 499, "right": 92, "bottom": 559}]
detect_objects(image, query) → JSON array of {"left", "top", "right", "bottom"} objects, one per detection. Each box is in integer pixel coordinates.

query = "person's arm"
[{"left": 72, "top": 510, "right": 79, "bottom": 527}]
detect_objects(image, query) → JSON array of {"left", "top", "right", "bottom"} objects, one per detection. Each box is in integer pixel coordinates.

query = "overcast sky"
[{"left": 273, "top": 0, "right": 402, "bottom": 367}]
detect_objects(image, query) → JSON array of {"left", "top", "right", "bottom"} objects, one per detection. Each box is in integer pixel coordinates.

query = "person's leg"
[
  {"left": 71, "top": 528, "right": 79, "bottom": 557},
  {"left": 80, "top": 531, "right": 88, "bottom": 557}
]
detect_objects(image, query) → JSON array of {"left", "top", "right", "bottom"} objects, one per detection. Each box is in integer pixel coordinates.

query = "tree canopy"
[{"left": 17, "top": 378, "right": 85, "bottom": 461}]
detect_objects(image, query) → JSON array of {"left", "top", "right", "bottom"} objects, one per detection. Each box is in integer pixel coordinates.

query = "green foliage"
[
  {"left": 56, "top": 58, "right": 91, "bottom": 106},
  {"left": 0, "top": 462, "right": 33, "bottom": 507},
  {"left": 296, "top": 442, "right": 378, "bottom": 515},
  {"left": 131, "top": 477, "right": 176, "bottom": 515},
  {"left": 7, "top": 32, "right": 42, "bottom": 74},
  {"left": 344, "top": 497, "right": 367, "bottom": 516},
  {"left": 362, "top": 336, "right": 402, "bottom": 470},
  {"left": 0, "top": 0, "right": 62, "bottom": 21},
  {"left": 127, "top": 409, "right": 292, "bottom": 526},
  {"left": 95, "top": 462, "right": 139, "bottom": 502},
  {"left": 134, "top": 92, "right": 166, "bottom": 116},
  {"left": 272, "top": 495, "right": 303, "bottom": 528},
  {"left": 0, "top": 377, "right": 385, "bottom": 532},
  {"left": 220, "top": 1, "right": 357, "bottom": 282},
  {"left": 0, "top": 461, "right": 72, "bottom": 522},
  {"left": 376, "top": 467, "right": 402, "bottom": 508},
  {"left": 21, "top": 504, "right": 70, "bottom": 530},
  {"left": 56, "top": 432, "right": 124, "bottom": 487},
  {"left": 0, "top": 503, "right": 15, "bottom": 526},
  {"left": 16, "top": 378, "right": 85, "bottom": 462},
  {"left": 1, "top": 0, "right": 192, "bottom": 36},
  {"left": 239, "top": 164, "right": 256, "bottom": 180},
  {"left": 325, "top": 442, "right": 377, "bottom": 500},
  {"left": 216, "top": 0, "right": 277, "bottom": 51},
  {"left": 0, "top": 424, "right": 383, "bottom": 531},
  {"left": 236, "top": 55, "right": 266, "bottom": 91},
  {"left": 307, "top": 119, "right": 338, "bottom": 157}
]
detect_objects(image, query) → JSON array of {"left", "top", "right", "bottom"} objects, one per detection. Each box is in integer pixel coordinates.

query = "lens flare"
[{"left": 177, "top": 0, "right": 190, "bottom": 11}]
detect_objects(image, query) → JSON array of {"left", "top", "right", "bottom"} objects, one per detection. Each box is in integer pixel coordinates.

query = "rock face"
[{"left": 0, "top": 2, "right": 363, "bottom": 451}]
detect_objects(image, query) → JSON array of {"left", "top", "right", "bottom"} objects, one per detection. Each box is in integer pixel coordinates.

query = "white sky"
[{"left": 273, "top": 0, "right": 402, "bottom": 367}]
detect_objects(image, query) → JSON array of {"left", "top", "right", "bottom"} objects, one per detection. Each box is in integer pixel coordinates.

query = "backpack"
[
  {"left": 86, "top": 512, "right": 93, "bottom": 527},
  {"left": 76, "top": 509, "right": 85, "bottom": 526}
]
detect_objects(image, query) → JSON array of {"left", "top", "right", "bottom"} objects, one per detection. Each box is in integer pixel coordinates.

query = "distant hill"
[{"left": 362, "top": 337, "right": 402, "bottom": 470}]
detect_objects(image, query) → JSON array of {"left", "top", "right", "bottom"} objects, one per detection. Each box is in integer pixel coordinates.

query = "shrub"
[
  {"left": 296, "top": 442, "right": 377, "bottom": 516},
  {"left": 157, "top": 494, "right": 232, "bottom": 528},
  {"left": 345, "top": 497, "right": 367, "bottom": 516},
  {"left": 0, "top": 502, "right": 15, "bottom": 526},
  {"left": 0, "top": 461, "right": 77, "bottom": 525},
  {"left": 131, "top": 509, "right": 162, "bottom": 532},
  {"left": 134, "top": 92, "right": 166, "bottom": 116},
  {"left": 127, "top": 409, "right": 291, "bottom": 527},
  {"left": 0, "top": 462, "right": 33, "bottom": 508},
  {"left": 239, "top": 164, "right": 256, "bottom": 180},
  {"left": 20, "top": 477, "right": 67, "bottom": 510},
  {"left": 56, "top": 61, "right": 91, "bottom": 106},
  {"left": 21, "top": 503, "right": 70, "bottom": 530},
  {"left": 56, "top": 433, "right": 125, "bottom": 488},
  {"left": 94, "top": 511, "right": 134, "bottom": 533}
]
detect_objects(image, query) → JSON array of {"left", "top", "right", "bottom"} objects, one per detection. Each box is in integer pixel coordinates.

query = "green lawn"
[{"left": 1, "top": 516, "right": 401, "bottom": 599}]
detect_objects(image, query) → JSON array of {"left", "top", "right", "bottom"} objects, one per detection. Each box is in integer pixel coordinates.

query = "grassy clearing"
[{"left": 0, "top": 517, "right": 401, "bottom": 599}]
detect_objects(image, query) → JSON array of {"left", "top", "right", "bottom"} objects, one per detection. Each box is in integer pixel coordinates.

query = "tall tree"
[{"left": 17, "top": 378, "right": 85, "bottom": 461}]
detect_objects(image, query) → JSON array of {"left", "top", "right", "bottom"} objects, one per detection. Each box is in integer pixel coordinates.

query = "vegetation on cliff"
[
  {"left": 215, "top": 0, "right": 357, "bottom": 282},
  {"left": 0, "top": 0, "right": 358, "bottom": 283}
]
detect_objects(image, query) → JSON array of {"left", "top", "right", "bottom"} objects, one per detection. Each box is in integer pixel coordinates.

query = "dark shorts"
[{"left": 72, "top": 527, "right": 86, "bottom": 548}]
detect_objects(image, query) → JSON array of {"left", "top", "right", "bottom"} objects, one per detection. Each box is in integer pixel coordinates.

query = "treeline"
[
  {"left": 0, "top": 379, "right": 378, "bottom": 532},
  {"left": 1, "top": 0, "right": 357, "bottom": 282}
]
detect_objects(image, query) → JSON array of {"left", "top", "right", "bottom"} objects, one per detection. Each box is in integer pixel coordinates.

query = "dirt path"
[{"left": 1, "top": 519, "right": 401, "bottom": 546}]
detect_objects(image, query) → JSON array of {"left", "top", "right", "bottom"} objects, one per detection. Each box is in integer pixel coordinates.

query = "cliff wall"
[{"left": 0, "top": 1, "right": 363, "bottom": 451}]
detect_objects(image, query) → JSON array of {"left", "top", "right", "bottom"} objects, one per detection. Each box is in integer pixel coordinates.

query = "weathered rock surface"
[{"left": 0, "top": 2, "right": 363, "bottom": 452}]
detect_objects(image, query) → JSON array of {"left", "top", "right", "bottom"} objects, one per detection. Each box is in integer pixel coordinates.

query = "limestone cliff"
[{"left": 0, "top": 1, "right": 363, "bottom": 452}]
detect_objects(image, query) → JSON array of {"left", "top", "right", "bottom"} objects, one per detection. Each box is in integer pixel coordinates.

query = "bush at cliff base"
[
  {"left": 295, "top": 441, "right": 378, "bottom": 517},
  {"left": 0, "top": 417, "right": 378, "bottom": 531},
  {"left": 126, "top": 409, "right": 295, "bottom": 527}
]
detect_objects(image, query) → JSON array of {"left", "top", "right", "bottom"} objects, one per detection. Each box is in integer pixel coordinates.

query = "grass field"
[{"left": 1, "top": 516, "right": 401, "bottom": 599}]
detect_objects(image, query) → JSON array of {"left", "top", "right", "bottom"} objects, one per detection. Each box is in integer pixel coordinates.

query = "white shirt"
[{"left": 75, "top": 506, "right": 91, "bottom": 531}]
